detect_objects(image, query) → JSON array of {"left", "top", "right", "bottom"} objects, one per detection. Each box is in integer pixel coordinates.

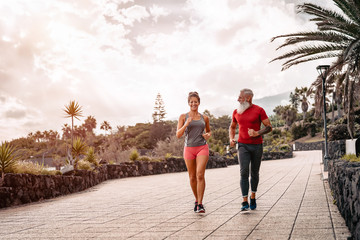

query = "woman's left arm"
[{"left": 202, "top": 115, "right": 211, "bottom": 140}]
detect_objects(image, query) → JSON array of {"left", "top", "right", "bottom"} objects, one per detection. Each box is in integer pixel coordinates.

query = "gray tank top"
[{"left": 184, "top": 113, "right": 207, "bottom": 147}]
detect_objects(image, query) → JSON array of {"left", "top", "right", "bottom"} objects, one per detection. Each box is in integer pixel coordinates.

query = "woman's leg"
[
  {"left": 184, "top": 158, "right": 198, "bottom": 201},
  {"left": 195, "top": 154, "right": 209, "bottom": 204}
]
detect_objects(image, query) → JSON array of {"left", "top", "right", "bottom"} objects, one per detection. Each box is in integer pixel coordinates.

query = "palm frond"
[
  {"left": 299, "top": 3, "right": 360, "bottom": 38},
  {"left": 333, "top": 0, "right": 360, "bottom": 25},
  {"left": 280, "top": 53, "right": 339, "bottom": 71},
  {"left": 343, "top": 39, "right": 360, "bottom": 61},
  {"left": 273, "top": 31, "right": 349, "bottom": 50},
  {"left": 63, "top": 100, "right": 83, "bottom": 120},
  {"left": 271, "top": 44, "right": 341, "bottom": 63}
]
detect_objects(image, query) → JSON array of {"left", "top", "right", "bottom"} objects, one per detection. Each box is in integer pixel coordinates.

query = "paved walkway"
[{"left": 0, "top": 151, "right": 352, "bottom": 239}]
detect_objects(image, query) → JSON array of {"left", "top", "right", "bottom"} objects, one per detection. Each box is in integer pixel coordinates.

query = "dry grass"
[
  {"left": 12, "top": 161, "right": 60, "bottom": 175},
  {"left": 342, "top": 154, "right": 360, "bottom": 162}
]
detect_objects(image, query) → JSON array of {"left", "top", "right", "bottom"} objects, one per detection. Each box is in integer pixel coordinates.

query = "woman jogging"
[{"left": 176, "top": 91, "right": 211, "bottom": 213}]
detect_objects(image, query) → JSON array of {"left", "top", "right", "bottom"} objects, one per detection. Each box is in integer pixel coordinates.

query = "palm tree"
[
  {"left": 34, "top": 130, "right": 43, "bottom": 142},
  {"left": 100, "top": 121, "right": 112, "bottom": 135},
  {"left": 63, "top": 101, "right": 83, "bottom": 146},
  {"left": 271, "top": 0, "right": 360, "bottom": 138},
  {"left": 62, "top": 124, "right": 71, "bottom": 140},
  {"left": 0, "top": 142, "right": 18, "bottom": 183},
  {"left": 273, "top": 105, "right": 297, "bottom": 129},
  {"left": 294, "top": 87, "right": 310, "bottom": 121},
  {"left": 289, "top": 91, "right": 300, "bottom": 109},
  {"left": 83, "top": 116, "right": 97, "bottom": 134}
]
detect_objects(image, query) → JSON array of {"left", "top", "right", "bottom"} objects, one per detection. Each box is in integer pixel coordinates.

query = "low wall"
[
  {"left": 224, "top": 150, "right": 293, "bottom": 166},
  {"left": 294, "top": 141, "right": 323, "bottom": 151},
  {"left": 295, "top": 140, "right": 346, "bottom": 158},
  {"left": 0, "top": 156, "right": 227, "bottom": 209},
  {"left": 328, "top": 159, "right": 360, "bottom": 239},
  {"left": 321, "top": 140, "right": 346, "bottom": 160},
  {"left": 262, "top": 150, "right": 293, "bottom": 161}
]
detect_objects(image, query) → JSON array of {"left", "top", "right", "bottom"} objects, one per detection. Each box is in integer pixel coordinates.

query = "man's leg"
[
  {"left": 249, "top": 144, "right": 263, "bottom": 209},
  {"left": 238, "top": 143, "right": 251, "bottom": 208}
]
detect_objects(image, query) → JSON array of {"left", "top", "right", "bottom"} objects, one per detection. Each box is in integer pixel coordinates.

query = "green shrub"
[
  {"left": 85, "top": 147, "right": 99, "bottom": 166},
  {"left": 138, "top": 156, "right": 151, "bottom": 161},
  {"left": 153, "top": 135, "right": 183, "bottom": 158},
  {"left": 328, "top": 124, "right": 350, "bottom": 141},
  {"left": 279, "top": 144, "right": 291, "bottom": 152},
  {"left": 341, "top": 154, "right": 360, "bottom": 162},
  {"left": 77, "top": 159, "right": 93, "bottom": 170},
  {"left": 271, "top": 129, "right": 282, "bottom": 136},
  {"left": 129, "top": 149, "right": 139, "bottom": 161},
  {"left": 291, "top": 124, "right": 307, "bottom": 140},
  {"left": 304, "top": 122, "right": 317, "bottom": 137},
  {"left": 263, "top": 144, "right": 292, "bottom": 154}
]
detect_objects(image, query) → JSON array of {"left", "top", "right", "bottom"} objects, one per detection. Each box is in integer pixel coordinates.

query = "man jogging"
[{"left": 229, "top": 88, "right": 272, "bottom": 212}]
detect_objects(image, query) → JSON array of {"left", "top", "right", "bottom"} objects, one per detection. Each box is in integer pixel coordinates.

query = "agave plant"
[
  {"left": 84, "top": 147, "right": 99, "bottom": 166},
  {"left": 0, "top": 142, "right": 18, "bottom": 183},
  {"left": 72, "top": 138, "right": 88, "bottom": 170},
  {"left": 271, "top": 0, "right": 360, "bottom": 138}
]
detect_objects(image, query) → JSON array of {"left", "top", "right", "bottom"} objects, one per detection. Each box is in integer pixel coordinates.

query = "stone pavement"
[{"left": 0, "top": 151, "right": 352, "bottom": 239}]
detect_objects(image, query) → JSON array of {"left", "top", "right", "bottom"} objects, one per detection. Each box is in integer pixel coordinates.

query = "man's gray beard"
[{"left": 237, "top": 101, "right": 251, "bottom": 114}]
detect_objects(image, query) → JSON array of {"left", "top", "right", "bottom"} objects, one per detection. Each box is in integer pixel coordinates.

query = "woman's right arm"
[{"left": 176, "top": 114, "right": 188, "bottom": 138}]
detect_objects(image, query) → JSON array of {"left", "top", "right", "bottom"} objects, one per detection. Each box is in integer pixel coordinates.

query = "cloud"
[
  {"left": 0, "top": 0, "right": 337, "bottom": 141},
  {"left": 5, "top": 110, "right": 27, "bottom": 119}
]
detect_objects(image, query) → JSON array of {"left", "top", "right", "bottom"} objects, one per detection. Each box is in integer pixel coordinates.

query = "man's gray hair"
[{"left": 240, "top": 88, "right": 254, "bottom": 98}]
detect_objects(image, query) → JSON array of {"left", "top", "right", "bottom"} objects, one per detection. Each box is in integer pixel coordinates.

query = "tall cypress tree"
[{"left": 152, "top": 93, "right": 166, "bottom": 123}]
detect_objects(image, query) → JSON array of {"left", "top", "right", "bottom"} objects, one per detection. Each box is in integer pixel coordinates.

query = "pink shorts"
[{"left": 183, "top": 144, "right": 209, "bottom": 160}]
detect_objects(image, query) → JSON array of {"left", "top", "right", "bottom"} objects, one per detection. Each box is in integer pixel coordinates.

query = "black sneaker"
[
  {"left": 250, "top": 198, "right": 256, "bottom": 210},
  {"left": 241, "top": 201, "right": 249, "bottom": 212},
  {"left": 196, "top": 204, "right": 205, "bottom": 213},
  {"left": 194, "top": 202, "right": 198, "bottom": 212}
]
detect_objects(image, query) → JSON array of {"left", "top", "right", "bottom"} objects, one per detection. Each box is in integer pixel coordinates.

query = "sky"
[{"left": 0, "top": 0, "right": 335, "bottom": 142}]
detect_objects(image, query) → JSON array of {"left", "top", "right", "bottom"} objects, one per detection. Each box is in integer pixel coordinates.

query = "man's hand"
[
  {"left": 248, "top": 128, "right": 258, "bottom": 137},
  {"left": 230, "top": 139, "right": 237, "bottom": 147}
]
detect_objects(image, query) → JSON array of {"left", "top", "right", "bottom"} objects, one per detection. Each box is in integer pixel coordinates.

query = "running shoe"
[
  {"left": 196, "top": 204, "right": 205, "bottom": 213},
  {"left": 194, "top": 201, "right": 198, "bottom": 212},
  {"left": 250, "top": 198, "right": 256, "bottom": 210},
  {"left": 241, "top": 201, "right": 249, "bottom": 212}
]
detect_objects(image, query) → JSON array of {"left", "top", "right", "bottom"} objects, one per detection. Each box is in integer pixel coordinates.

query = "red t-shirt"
[{"left": 232, "top": 104, "right": 268, "bottom": 144}]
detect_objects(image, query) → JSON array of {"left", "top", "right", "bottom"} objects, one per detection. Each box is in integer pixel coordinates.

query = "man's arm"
[
  {"left": 229, "top": 120, "right": 237, "bottom": 147},
  {"left": 248, "top": 118, "right": 272, "bottom": 137}
]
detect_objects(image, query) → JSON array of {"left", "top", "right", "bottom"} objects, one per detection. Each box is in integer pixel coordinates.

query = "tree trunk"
[
  {"left": 71, "top": 117, "right": 74, "bottom": 147},
  {"left": 337, "top": 103, "right": 342, "bottom": 118}
]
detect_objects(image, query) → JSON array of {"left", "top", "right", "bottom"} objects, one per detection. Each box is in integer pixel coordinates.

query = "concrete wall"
[{"left": 346, "top": 139, "right": 357, "bottom": 155}]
